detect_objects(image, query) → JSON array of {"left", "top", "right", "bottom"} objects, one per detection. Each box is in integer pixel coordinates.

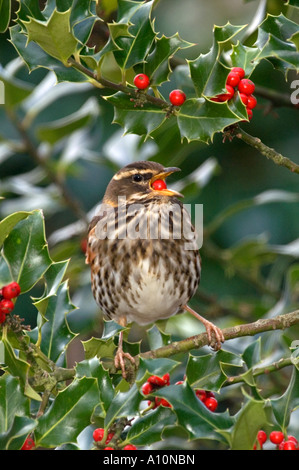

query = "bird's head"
[{"left": 103, "top": 161, "right": 183, "bottom": 206}]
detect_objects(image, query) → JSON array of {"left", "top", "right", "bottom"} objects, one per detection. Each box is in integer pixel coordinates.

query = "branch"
[
  {"left": 67, "top": 58, "right": 169, "bottom": 110},
  {"left": 139, "top": 310, "right": 299, "bottom": 361},
  {"left": 224, "top": 356, "right": 294, "bottom": 387},
  {"left": 235, "top": 127, "right": 299, "bottom": 175}
]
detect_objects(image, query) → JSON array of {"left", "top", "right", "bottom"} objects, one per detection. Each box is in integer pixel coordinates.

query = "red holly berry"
[
  {"left": 106, "top": 432, "right": 115, "bottom": 444},
  {"left": 104, "top": 447, "right": 114, "bottom": 450},
  {"left": 205, "top": 391, "right": 215, "bottom": 399},
  {"left": 247, "top": 95, "right": 257, "bottom": 110},
  {"left": 147, "top": 375, "right": 165, "bottom": 387},
  {"left": 239, "top": 93, "right": 248, "bottom": 105},
  {"left": 279, "top": 440, "right": 286, "bottom": 450},
  {"left": 231, "top": 67, "right": 245, "bottom": 79},
  {"left": 0, "top": 312, "right": 6, "bottom": 324},
  {"left": 123, "top": 444, "right": 137, "bottom": 450},
  {"left": 195, "top": 389, "right": 207, "bottom": 402},
  {"left": 175, "top": 380, "right": 184, "bottom": 385},
  {"left": 238, "top": 79, "right": 255, "bottom": 95},
  {"left": 133, "top": 74, "right": 150, "bottom": 90},
  {"left": 214, "top": 84, "right": 235, "bottom": 102},
  {"left": 169, "top": 89, "right": 186, "bottom": 106},
  {"left": 155, "top": 397, "right": 172, "bottom": 408},
  {"left": 152, "top": 179, "right": 167, "bottom": 191},
  {"left": 142, "top": 381, "right": 153, "bottom": 395},
  {"left": 204, "top": 397, "right": 218, "bottom": 412},
  {"left": 287, "top": 435, "right": 298, "bottom": 447},
  {"left": 283, "top": 440, "right": 297, "bottom": 450},
  {"left": 1, "top": 282, "right": 21, "bottom": 300},
  {"left": 269, "top": 431, "right": 284, "bottom": 445},
  {"left": 162, "top": 373, "right": 170, "bottom": 385},
  {"left": 93, "top": 427, "right": 105, "bottom": 442},
  {"left": 246, "top": 108, "right": 253, "bottom": 120},
  {"left": 257, "top": 430, "right": 267, "bottom": 446},
  {"left": 21, "top": 436, "right": 35, "bottom": 450},
  {"left": 226, "top": 72, "right": 241, "bottom": 87},
  {"left": 0, "top": 299, "right": 14, "bottom": 315}
]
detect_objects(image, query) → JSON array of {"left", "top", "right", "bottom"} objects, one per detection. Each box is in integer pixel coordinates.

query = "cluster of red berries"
[
  {"left": 194, "top": 388, "right": 218, "bottom": 412},
  {"left": 0, "top": 281, "right": 21, "bottom": 324},
  {"left": 133, "top": 74, "right": 186, "bottom": 107},
  {"left": 211, "top": 67, "right": 257, "bottom": 120},
  {"left": 93, "top": 427, "right": 137, "bottom": 450},
  {"left": 141, "top": 374, "right": 218, "bottom": 412},
  {"left": 21, "top": 436, "right": 35, "bottom": 450},
  {"left": 142, "top": 373, "right": 172, "bottom": 409},
  {"left": 255, "top": 430, "right": 298, "bottom": 450}
]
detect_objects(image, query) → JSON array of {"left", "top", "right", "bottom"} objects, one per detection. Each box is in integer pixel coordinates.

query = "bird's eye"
[{"left": 132, "top": 174, "right": 143, "bottom": 182}]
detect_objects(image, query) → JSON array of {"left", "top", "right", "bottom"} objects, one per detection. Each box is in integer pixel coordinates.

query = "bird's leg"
[
  {"left": 114, "top": 318, "right": 135, "bottom": 379},
  {"left": 184, "top": 304, "right": 225, "bottom": 350}
]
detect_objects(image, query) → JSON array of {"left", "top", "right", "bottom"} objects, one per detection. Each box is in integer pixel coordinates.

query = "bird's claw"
[
  {"left": 204, "top": 320, "right": 225, "bottom": 351},
  {"left": 114, "top": 349, "right": 135, "bottom": 379}
]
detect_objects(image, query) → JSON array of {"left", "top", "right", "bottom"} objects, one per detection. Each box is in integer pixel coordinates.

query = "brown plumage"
[{"left": 86, "top": 161, "right": 224, "bottom": 377}]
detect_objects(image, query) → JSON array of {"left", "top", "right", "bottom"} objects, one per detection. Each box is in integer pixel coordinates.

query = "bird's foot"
[
  {"left": 114, "top": 347, "right": 136, "bottom": 379},
  {"left": 184, "top": 305, "right": 225, "bottom": 351},
  {"left": 200, "top": 317, "right": 224, "bottom": 351}
]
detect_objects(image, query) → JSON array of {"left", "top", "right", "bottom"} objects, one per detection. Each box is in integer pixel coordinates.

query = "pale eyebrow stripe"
[{"left": 113, "top": 169, "right": 155, "bottom": 180}]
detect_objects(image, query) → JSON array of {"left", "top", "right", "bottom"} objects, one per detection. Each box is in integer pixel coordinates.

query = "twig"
[
  {"left": 139, "top": 310, "right": 299, "bottom": 361},
  {"left": 235, "top": 127, "right": 299, "bottom": 175},
  {"left": 224, "top": 356, "right": 294, "bottom": 387},
  {"left": 67, "top": 57, "right": 169, "bottom": 109}
]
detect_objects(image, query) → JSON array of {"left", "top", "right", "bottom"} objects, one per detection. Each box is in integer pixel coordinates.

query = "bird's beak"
[{"left": 150, "top": 167, "right": 184, "bottom": 198}]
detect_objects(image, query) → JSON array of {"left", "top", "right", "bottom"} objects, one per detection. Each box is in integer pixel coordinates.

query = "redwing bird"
[{"left": 86, "top": 161, "right": 224, "bottom": 377}]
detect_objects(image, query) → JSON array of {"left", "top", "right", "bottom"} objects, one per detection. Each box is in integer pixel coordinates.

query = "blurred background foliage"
[{"left": 0, "top": 0, "right": 299, "bottom": 446}]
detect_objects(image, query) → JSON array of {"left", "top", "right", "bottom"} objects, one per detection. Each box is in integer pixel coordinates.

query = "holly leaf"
[
  {"left": 0, "top": 415, "right": 37, "bottom": 450},
  {"left": 112, "top": 0, "right": 156, "bottom": 70},
  {"left": 32, "top": 281, "right": 76, "bottom": 363},
  {"left": 229, "top": 398, "right": 268, "bottom": 450},
  {"left": 146, "top": 324, "right": 171, "bottom": 350},
  {"left": 0, "top": 375, "right": 30, "bottom": 433},
  {"left": 186, "top": 350, "right": 244, "bottom": 391},
  {"left": 255, "top": 14, "right": 299, "bottom": 74},
  {"left": 10, "top": 24, "right": 87, "bottom": 83},
  {"left": 126, "top": 406, "right": 176, "bottom": 446},
  {"left": 136, "top": 357, "right": 179, "bottom": 384},
  {"left": 177, "top": 96, "right": 247, "bottom": 143},
  {"left": 189, "top": 22, "right": 246, "bottom": 98},
  {"left": 69, "top": 0, "right": 98, "bottom": 45},
  {"left": 105, "top": 91, "right": 167, "bottom": 138},
  {"left": 16, "top": 0, "right": 46, "bottom": 23},
  {"left": 0, "top": 211, "right": 32, "bottom": 249},
  {"left": 3, "top": 210, "right": 52, "bottom": 293},
  {"left": 35, "top": 377, "right": 100, "bottom": 448},
  {"left": 1, "top": 327, "right": 41, "bottom": 401},
  {"left": 154, "top": 381, "right": 233, "bottom": 442},
  {"left": 76, "top": 358, "right": 115, "bottom": 415},
  {"left": 230, "top": 42, "right": 259, "bottom": 76},
  {"left": 104, "top": 383, "right": 143, "bottom": 430},
  {"left": 82, "top": 336, "right": 116, "bottom": 360},
  {"left": 21, "top": 8, "right": 78, "bottom": 64},
  {"left": 270, "top": 367, "right": 299, "bottom": 431},
  {"left": 0, "top": 0, "right": 11, "bottom": 33},
  {"left": 0, "top": 375, "right": 38, "bottom": 449},
  {"left": 143, "top": 34, "right": 193, "bottom": 86}
]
